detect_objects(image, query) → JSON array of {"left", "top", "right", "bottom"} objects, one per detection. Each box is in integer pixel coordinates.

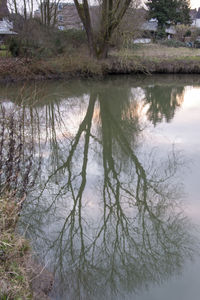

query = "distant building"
[
  {"left": 34, "top": 3, "right": 200, "bottom": 37},
  {"left": 35, "top": 3, "right": 101, "bottom": 31},
  {"left": 56, "top": 3, "right": 82, "bottom": 30},
  {"left": 34, "top": 2, "right": 83, "bottom": 30},
  {"left": 0, "top": 19, "right": 17, "bottom": 42},
  {"left": 190, "top": 8, "right": 200, "bottom": 28},
  {"left": 142, "top": 7, "right": 200, "bottom": 41},
  {"left": 0, "top": 0, "right": 17, "bottom": 42},
  {"left": 142, "top": 19, "right": 176, "bottom": 39}
]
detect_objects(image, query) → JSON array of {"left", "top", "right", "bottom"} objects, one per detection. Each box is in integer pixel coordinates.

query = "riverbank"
[
  {"left": 1, "top": 44, "right": 200, "bottom": 83},
  {"left": 0, "top": 196, "right": 53, "bottom": 299}
]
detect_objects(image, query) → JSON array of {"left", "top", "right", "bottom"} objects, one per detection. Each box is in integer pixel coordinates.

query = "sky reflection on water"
[{"left": 0, "top": 76, "right": 200, "bottom": 300}]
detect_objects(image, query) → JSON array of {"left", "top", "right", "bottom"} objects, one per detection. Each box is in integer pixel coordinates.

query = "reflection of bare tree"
[
  {"left": 17, "top": 89, "right": 194, "bottom": 300},
  {"left": 0, "top": 103, "right": 41, "bottom": 198},
  {"left": 145, "top": 85, "right": 185, "bottom": 126}
]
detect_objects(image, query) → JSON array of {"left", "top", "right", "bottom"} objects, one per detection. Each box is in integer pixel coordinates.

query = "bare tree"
[
  {"left": 73, "top": 0, "right": 141, "bottom": 58},
  {"left": 36, "top": 0, "right": 61, "bottom": 27},
  {"left": 8, "top": 0, "right": 34, "bottom": 18},
  {"left": 0, "top": 0, "right": 9, "bottom": 19}
]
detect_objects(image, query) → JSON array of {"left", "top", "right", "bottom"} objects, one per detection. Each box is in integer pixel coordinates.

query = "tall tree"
[
  {"left": 146, "top": 0, "right": 191, "bottom": 32},
  {"left": 73, "top": 0, "right": 139, "bottom": 59},
  {"left": 176, "top": 0, "right": 191, "bottom": 24},
  {"left": 0, "top": 0, "right": 9, "bottom": 19},
  {"left": 8, "top": 0, "right": 35, "bottom": 18}
]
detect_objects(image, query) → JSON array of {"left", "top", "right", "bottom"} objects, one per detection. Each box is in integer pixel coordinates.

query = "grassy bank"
[
  {"left": 111, "top": 44, "right": 200, "bottom": 74},
  {"left": 0, "top": 196, "right": 32, "bottom": 299},
  {"left": 0, "top": 196, "right": 53, "bottom": 300},
  {"left": 1, "top": 44, "right": 200, "bottom": 82}
]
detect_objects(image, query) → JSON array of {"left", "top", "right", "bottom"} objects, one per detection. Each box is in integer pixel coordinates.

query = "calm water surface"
[{"left": 0, "top": 75, "right": 200, "bottom": 300}]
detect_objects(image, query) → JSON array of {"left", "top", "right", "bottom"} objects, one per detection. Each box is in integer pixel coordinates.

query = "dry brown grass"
[
  {"left": 134, "top": 43, "right": 200, "bottom": 58},
  {"left": 112, "top": 43, "right": 200, "bottom": 60},
  {"left": 0, "top": 195, "right": 32, "bottom": 300}
]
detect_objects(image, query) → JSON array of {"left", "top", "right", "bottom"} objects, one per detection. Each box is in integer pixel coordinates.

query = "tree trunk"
[
  {"left": 23, "top": 0, "right": 27, "bottom": 20},
  {"left": 97, "top": 39, "right": 109, "bottom": 59},
  {"left": 73, "top": 0, "right": 132, "bottom": 59},
  {"left": 73, "top": 0, "right": 96, "bottom": 57}
]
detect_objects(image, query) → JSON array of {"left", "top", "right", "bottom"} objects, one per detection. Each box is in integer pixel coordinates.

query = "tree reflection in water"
[
  {"left": 4, "top": 83, "right": 194, "bottom": 300},
  {"left": 144, "top": 85, "right": 185, "bottom": 126},
  {"left": 0, "top": 102, "right": 41, "bottom": 198}
]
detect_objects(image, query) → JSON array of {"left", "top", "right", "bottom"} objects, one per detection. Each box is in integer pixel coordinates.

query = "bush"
[
  {"left": 194, "top": 40, "right": 200, "bottom": 48},
  {"left": 56, "top": 29, "right": 87, "bottom": 48},
  {"left": 159, "top": 39, "right": 186, "bottom": 48},
  {"left": 8, "top": 38, "right": 21, "bottom": 57},
  {"left": 0, "top": 44, "right": 7, "bottom": 50},
  {"left": 8, "top": 16, "right": 87, "bottom": 58}
]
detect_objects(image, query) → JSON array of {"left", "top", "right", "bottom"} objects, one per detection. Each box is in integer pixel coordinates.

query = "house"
[
  {"left": 190, "top": 8, "right": 200, "bottom": 28},
  {"left": 34, "top": 2, "right": 101, "bottom": 31},
  {"left": 34, "top": 2, "right": 83, "bottom": 30},
  {"left": 0, "top": 19, "right": 17, "bottom": 42},
  {"left": 141, "top": 19, "right": 176, "bottom": 40},
  {"left": 56, "top": 3, "right": 82, "bottom": 30},
  {"left": 35, "top": 3, "right": 144, "bottom": 33},
  {"left": 0, "top": 0, "right": 17, "bottom": 42},
  {"left": 56, "top": 4, "right": 145, "bottom": 32},
  {"left": 35, "top": 3, "right": 199, "bottom": 41}
]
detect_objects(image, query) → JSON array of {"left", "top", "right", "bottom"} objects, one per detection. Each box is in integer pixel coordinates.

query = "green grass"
[
  {"left": 0, "top": 50, "right": 10, "bottom": 57},
  {"left": 0, "top": 45, "right": 10, "bottom": 57}
]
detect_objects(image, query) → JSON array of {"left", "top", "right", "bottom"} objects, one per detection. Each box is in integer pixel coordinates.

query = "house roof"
[
  {"left": 142, "top": 20, "right": 175, "bottom": 34},
  {"left": 0, "top": 19, "right": 17, "bottom": 35},
  {"left": 0, "top": 31, "right": 17, "bottom": 35}
]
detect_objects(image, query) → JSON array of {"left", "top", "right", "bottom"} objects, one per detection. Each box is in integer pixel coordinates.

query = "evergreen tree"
[
  {"left": 176, "top": 0, "right": 191, "bottom": 25},
  {"left": 146, "top": 0, "right": 191, "bottom": 31}
]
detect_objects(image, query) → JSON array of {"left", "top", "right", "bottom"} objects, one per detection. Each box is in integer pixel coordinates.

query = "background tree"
[
  {"left": 176, "top": 0, "right": 191, "bottom": 25},
  {"left": 146, "top": 0, "right": 191, "bottom": 34},
  {"left": 73, "top": 0, "right": 140, "bottom": 59},
  {"left": 144, "top": 85, "right": 185, "bottom": 125},
  {"left": 0, "top": 0, "right": 9, "bottom": 19},
  {"left": 8, "top": 0, "right": 35, "bottom": 19},
  {"left": 36, "top": 0, "right": 61, "bottom": 27},
  {"left": 112, "top": 6, "right": 146, "bottom": 48},
  {"left": 174, "top": 24, "right": 191, "bottom": 41}
]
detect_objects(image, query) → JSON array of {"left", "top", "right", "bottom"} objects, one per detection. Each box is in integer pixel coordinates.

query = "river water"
[{"left": 0, "top": 75, "right": 200, "bottom": 300}]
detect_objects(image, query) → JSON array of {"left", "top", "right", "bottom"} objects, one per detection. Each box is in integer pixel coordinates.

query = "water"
[{"left": 0, "top": 75, "right": 200, "bottom": 300}]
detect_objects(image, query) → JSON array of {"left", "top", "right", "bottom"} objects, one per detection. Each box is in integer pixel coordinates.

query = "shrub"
[
  {"left": 56, "top": 29, "right": 87, "bottom": 48},
  {"left": 194, "top": 40, "right": 200, "bottom": 48},
  {"left": 159, "top": 39, "right": 186, "bottom": 48},
  {"left": 8, "top": 15, "right": 87, "bottom": 58},
  {"left": 8, "top": 38, "right": 21, "bottom": 57}
]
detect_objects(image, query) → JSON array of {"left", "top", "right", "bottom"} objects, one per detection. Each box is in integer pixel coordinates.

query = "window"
[
  {"left": 58, "top": 15, "right": 63, "bottom": 22},
  {"left": 58, "top": 3, "right": 63, "bottom": 11},
  {"left": 58, "top": 25, "right": 65, "bottom": 31}
]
